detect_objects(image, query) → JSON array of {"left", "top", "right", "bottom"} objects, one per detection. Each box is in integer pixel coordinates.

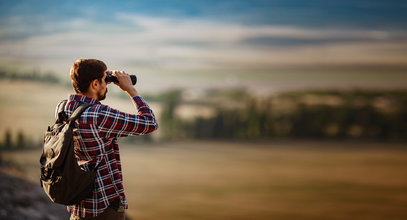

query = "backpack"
[{"left": 40, "top": 100, "right": 95, "bottom": 205}]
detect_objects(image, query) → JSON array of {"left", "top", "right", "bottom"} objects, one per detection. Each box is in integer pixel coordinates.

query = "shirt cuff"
[{"left": 133, "top": 96, "right": 149, "bottom": 108}]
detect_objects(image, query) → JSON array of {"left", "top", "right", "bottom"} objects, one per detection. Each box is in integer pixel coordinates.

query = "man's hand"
[{"left": 112, "top": 71, "right": 139, "bottom": 97}]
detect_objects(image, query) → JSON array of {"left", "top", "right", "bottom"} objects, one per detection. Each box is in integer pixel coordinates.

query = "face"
[{"left": 97, "top": 74, "right": 108, "bottom": 101}]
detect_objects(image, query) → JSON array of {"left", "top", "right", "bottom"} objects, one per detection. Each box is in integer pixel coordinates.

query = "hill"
[{"left": 0, "top": 163, "right": 69, "bottom": 219}]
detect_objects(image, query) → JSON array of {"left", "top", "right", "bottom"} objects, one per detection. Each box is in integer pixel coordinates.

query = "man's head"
[{"left": 70, "top": 59, "right": 108, "bottom": 100}]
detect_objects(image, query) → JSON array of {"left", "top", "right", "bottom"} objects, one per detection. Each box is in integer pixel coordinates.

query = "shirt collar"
[{"left": 69, "top": 94, "right": 101, "bottom": 105}]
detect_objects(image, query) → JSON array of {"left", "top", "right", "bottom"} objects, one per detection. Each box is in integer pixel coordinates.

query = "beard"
[{"left": 97, "top": 88, "right": 108, "bottom": 101}]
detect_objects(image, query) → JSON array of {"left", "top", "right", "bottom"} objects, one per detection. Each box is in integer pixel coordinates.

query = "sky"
[{"left": 1, "top": 0, "right": 407, "bottom": 93}]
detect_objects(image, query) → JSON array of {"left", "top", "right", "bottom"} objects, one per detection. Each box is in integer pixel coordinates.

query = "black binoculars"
[{"left": 105, "top": 72, "right": 137, "bottom": 85}]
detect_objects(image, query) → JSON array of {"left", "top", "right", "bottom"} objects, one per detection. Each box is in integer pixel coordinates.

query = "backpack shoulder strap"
[
  {"left": 56, "top": 100, "right": 68, "bottom": 123},
  {"left": 68, "top": 103, "right": 94, "bottom": 126}
]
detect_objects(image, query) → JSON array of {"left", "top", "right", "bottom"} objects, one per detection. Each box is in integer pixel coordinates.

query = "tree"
[
  {"left": 16, "top": 130, "right": 26, "bottom": 149},
  {"left": 160, "top": 89, "right": 183, "bottom": 140},
  {"left": 3, "top": 129, "right": 13, "bottom": 150}
]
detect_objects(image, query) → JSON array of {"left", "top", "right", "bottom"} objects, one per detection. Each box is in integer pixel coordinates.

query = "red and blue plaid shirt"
[{"left": 56, "top": 94, "right": 158, "bottom": 217}]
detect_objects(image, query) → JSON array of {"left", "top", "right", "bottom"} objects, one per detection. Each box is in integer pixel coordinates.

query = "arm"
[
  {"left": 97, "top": 96, "right": 158, "bottom": 138},
  {"left": 97, "top": 70, "right": 158, "bottom": 137}
]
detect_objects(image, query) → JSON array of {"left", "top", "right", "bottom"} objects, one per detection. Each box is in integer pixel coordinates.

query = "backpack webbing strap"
[{"left": 68, "top": 103, "right": 94, "bottom": 127}]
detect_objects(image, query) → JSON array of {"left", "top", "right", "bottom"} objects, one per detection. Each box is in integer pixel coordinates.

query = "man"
[{"left": 59, "top": 59, "right": 158, "bottom": 219}]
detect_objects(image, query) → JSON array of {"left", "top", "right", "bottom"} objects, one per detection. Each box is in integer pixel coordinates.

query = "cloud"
[{"left": 0, "top": 14, "right": 406, "bottom": 75}]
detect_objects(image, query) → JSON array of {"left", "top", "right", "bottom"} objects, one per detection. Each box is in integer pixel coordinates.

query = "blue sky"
[
  {"left": 2, "top": 0, "right": 407, "bottom": 27},
  {"left": 1, "top": 0, "right": 406, "bottom": 92}
]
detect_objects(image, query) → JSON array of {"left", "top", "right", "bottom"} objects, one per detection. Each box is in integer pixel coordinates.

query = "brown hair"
[{"left": 70, "top": 59, "right": 107, "bottom": 93}]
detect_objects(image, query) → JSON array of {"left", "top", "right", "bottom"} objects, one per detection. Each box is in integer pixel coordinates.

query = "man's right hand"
[{"left": 112, "top": 71, "right": 139, "bottom": 97}]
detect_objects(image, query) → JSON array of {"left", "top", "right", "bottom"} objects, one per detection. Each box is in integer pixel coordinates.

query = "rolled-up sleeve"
[{"left": 97, "top": 96, "right": 158, "bottom": 138}]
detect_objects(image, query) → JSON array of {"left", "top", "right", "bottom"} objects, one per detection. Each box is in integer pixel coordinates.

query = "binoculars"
[{"left": 105, "top": 72, "right": 137, "bottom": 85}]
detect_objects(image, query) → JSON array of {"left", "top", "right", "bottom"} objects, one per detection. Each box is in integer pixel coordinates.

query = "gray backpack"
[{"left": 40, "top": 100, "right": 95, "bottom": 205}]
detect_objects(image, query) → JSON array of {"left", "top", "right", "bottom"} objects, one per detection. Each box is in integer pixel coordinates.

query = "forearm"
[
  {"left": 132, "top": 95, "right": 159, "bottom": 134},
  {"left": 126, "top": 87, "right": 138, "bottom": 97}
]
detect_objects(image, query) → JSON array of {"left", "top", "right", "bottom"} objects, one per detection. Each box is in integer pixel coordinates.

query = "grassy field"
[
  {"left": 0, "top": 80, "right": 162, "bottom": 142},
  {"left": 3, "top": 140, "right": 407, "bottom": 220}
]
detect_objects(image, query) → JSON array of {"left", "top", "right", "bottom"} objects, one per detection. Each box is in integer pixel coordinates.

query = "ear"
[{"left": 90, "top": 79, "right": 100, "bottom": 90}]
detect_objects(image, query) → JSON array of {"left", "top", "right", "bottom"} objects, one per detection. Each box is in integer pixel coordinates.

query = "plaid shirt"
[{"left": 56, "top": 94, "right": 158, "bottom": 217}]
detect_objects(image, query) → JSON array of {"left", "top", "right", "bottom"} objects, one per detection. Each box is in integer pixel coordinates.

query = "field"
[
  {"left": 1, "top": 79, "right": 407, "bottom": 219},
  {"left": 3, "top": 140, "right": 407, "bottom": 220},
  {"left": 0, "top": 80, "right": 162, "bottom": 142}
]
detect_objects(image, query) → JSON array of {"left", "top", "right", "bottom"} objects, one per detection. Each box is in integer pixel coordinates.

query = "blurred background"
[{"left": 0, "top": 0, "right": 406, "bottom": 219}]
